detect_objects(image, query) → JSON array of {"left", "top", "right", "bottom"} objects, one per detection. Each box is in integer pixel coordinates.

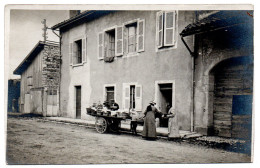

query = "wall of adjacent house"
[
  {"left": 59, "top": 11, "right": 194, "bottom": 131},
  {"left": 20, "top": 50, "right": 44, "bottom": 113},
  {"left": 193, "top": 15, "right": 253, "bottom": 136}
]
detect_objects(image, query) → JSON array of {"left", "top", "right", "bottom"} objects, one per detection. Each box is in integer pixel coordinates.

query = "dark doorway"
[
  {"left": 106, "top": 86, "right": 115, "bottom": 103},
  {"left": 75, "top": 86, "right": 81, "bottom": 119},
  {"left": 159, "top": 83, "right": 172, "bottom": 127}
]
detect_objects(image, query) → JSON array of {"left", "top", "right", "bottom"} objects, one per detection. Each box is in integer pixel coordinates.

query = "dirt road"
[{"left": 6, "top": 117, "right": 251, "bottom": 164}]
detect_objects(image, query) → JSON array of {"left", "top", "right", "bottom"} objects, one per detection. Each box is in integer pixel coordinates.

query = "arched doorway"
[{"left": 210, "top": 56, "right": 253, "bottom": 139}]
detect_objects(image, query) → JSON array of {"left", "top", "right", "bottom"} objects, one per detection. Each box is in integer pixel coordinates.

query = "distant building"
[
  {"left": 7, "top": 79, "right": 20, "bottom": 112},
  {"left": 13, "top": 41, "right": 60, "bottom": 116}
]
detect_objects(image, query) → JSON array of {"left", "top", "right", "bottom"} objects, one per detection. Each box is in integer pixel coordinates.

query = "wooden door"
[
  {"left": 213, "top": 57, "right": 253, "bottom": 138},
  {"left": 24, "top": 94, "right": 31, "bottom": 113},
  {"left": 75, "top": 86, "right": 81, "bottom": 119}
]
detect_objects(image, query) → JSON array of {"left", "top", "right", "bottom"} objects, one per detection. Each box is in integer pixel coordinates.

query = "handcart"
[{"left": 87, "top": 108, "right": 130, "bottom": 134}]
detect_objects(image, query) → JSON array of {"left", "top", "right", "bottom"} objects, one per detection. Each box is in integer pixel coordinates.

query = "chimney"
[{"left": 69, "top": 10, "right": 80, "bottom": 18}]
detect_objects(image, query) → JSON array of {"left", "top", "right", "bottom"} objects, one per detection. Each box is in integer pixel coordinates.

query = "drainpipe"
[{"left": 180, "top": 35, "right": 195, "bottom": 132}]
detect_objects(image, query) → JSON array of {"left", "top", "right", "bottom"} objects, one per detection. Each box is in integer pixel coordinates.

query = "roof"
[
  {"left": 13, "top": 41, "right": 59, "bottom": 75},
  {"left": 180, "top": 11, "right": 253, "bottom": 37},
  {"left": 51, "top": 10, "right": 115, "bottom": 30}
]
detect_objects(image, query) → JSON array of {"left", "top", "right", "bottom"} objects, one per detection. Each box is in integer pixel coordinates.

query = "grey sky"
[{"left": 9, "top": 10, "right": 69, "bottom": 79}]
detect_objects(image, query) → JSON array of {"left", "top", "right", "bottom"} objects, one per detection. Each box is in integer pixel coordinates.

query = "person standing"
[
  {"left": 167, "top": 107, "right": 180, "bottom": 140},
  {"left": 142, "top": 101, "right": 161, "bottom": 140}
]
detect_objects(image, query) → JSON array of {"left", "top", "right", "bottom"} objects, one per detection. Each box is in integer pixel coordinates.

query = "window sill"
[
  {"left": 71, "top": 63, "right": 84, "bottom": 67},
  {"left": 123, "top": 52, "right": 139, "bottom": 58},
  {"left": 156, "top": 45, "right": 177, "bottom": 53}
]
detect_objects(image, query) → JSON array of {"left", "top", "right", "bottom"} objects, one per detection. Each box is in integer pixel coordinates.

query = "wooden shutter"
[
  {"left": 69, "top": 42, "right": 73, "bottom": 65},
  {"left": 103, "top": 33, "right": 108, "bottom": 58},
  {"left": 164, "top": 11, "right": 176, "bottom": 46},
  {"left": 123, "top": 84, "right": 130, "bottom": 111},
  {"left": 123, "top": 26, "right": 128, "bottom": 54},
  {"left": 115, "top": 26, "right": 123, "bottom": 56},
  {"left": 135, "top": 85, "right": 142, "bottom": 111},
  {"left": 73, "top": 42, "right": 77, "bottom": 64},
  {"left": 137, "top": 19, "right": 145, "bottom": 52},
  {"left": 157, "top": 11, "right": 164, "bottom": 48},
  {"left": 82, "top": 37, "right": 87, "bottom": 63},
  {"left": 98, "top": 32, "right": 104, "bottom": 59}
]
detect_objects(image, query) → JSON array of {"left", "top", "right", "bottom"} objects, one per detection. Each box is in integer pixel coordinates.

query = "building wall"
[
  {"left": 60, "top": 11, "right": 195, "bottom": 131},
  {"left": 193, "top": 15, "right": 253, "bottom": 135},
  {"left": 7, "top": 79, "right": 20, "bottom": 112},
  {"left": 20, "top": 50, "right": 44, "bottom": 112}
]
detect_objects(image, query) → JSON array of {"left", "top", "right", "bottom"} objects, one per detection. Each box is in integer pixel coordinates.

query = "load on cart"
[{"left": 86, "top": 100, "right": 144, "bottom": 134}]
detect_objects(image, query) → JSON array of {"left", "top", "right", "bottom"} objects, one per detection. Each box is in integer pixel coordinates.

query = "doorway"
[
  {"left": 158, "top": 83, "right": 173, "bottom": 127},
  {"left": 75, "top": 86, "right": 81, "bottom": 119},
  {"left": 210, "top": 56, "right": 253, "bottom": 139}
]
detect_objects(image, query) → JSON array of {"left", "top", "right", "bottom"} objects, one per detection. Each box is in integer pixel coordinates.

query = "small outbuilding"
[{"left": 13, "top": 41, "right": 61, "bottom": 116}]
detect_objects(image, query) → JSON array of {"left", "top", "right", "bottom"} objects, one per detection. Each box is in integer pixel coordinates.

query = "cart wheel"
[{"left": 95, "top": 117, "right": 107, "bottom": 133}]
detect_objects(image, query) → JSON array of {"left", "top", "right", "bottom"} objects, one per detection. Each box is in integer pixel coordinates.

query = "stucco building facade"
[
  {"left": 51, "top": 10, "right": 253, "bottom": 138},
  {"left": 52, "top": 10, "right": 195, "bottom": 131}
]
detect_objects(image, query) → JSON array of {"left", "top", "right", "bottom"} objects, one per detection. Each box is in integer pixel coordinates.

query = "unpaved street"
[{"left": 6, "top": 117, "right": 251, "bottom": 164}]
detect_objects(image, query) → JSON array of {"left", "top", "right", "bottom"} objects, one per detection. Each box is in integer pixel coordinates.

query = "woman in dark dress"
[{"left": 142, "top": 101, "right": 161, "bottom": 140}]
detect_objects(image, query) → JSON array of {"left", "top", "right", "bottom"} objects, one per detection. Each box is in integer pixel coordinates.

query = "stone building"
[
  {"left": 13, "top": 41, "right": 61, "bottom": 116},
  {"left": 180, "top": 11, "right": 253, "bottom": 139}
]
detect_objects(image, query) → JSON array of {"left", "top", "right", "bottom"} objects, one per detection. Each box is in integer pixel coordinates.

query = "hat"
[{"left": 149, "top": 101, "right": 156, "bottom": 105}]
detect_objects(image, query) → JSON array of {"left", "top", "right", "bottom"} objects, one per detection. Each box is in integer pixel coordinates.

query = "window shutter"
[
  {"left": 137, "top": 19, "right": 145, "bottom": 52},
  {"left": 82, "top": 37, "right": 87, "bottom": 63},
  {"left": 103, "top": 33, "right": 108, "bottom": 58},
  {"left": 135, "top": 85, "right": 142, "bottom": 111},
  {"left": 123, "top": 84, "right": 130, "bottom": 111},
  {"left": 157, "top": 11, "right": 164, "bottom": 48},
  {"left": 115, "top": 26, "right": 123, "bottom": 56},
  {"left": 123, "top": 27, "right": 127, "bottom": 54},
  {"left": 164, "top": 11, "right": 176, "bottom": 46},
  {"left": 69, "top": 42, "right": 73, "bottom": 65},
  {"left": 98, "top": 32, "right": 104, "bottom": 59},
  {"left": 72, "top": 42, "right": 77, "bottom": 64}
]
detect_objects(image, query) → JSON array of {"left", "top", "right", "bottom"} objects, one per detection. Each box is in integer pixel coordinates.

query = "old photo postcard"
[{"left": 4, "top": 4, "right": 254, "bottom": 165}]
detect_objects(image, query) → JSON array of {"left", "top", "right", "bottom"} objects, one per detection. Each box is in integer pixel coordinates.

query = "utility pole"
[{"left": 41, "top": 19, "right": 48, "bottom": 43}]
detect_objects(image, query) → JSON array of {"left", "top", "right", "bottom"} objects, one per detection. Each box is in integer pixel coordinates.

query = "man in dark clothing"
[{"left": 110, "top": 99, "right": 119, "bottom": 111}]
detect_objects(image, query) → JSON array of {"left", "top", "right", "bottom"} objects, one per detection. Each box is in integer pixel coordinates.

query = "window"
[
  {"left": 105, "top": 86, "right": 115, "bottom": 103},
  {"left": 104, "top": 29, "right": 116, "bottom": 58},
  {"left": 124, "top": 19, "right": 145, "bottom": 55},
  {"left": 123, "top": 83, "right": 142, "bottom": 111},
  {"left": 125, "top": 22, "right": 137, "bottom": 53},
  {"left": 130, "top": 85, "right": 135, "bottom": 109},
  {"left": 98, "top": 19, "right": 145, "bottom": 60},
  {"left": 156, "top": 11, "right": 177, "bottom": 49},
  {"left": 69, "top": 36, "right": 87, "bottom": 66},
  {"left": 75, "top": 40, "right": 82, "bottom": 64},
  {"left": 47, "top": 89, "right": 57, "bottom": 95},
  {"left": 98, "top": 26, "right": 123, "bottom": 59}
]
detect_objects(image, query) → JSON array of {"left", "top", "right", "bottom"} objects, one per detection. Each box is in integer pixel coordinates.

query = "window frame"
[
  {"left": 74, "top": 39, "right": 83, "bottom": 64},
  {"left": 123, "top": 18, "right": 145, "bottom": 57},
  {"left": 124, "top": 19, "right": 139, "bottom": 56},
  {"left": 156, "top": 10, "right": 178, "bottom": 52},
  {"left": 103, "top": 84, "right": 117, "bottom": 103},
  {"left": 104, "top": 28, "right": 116, "bottom": 58},
  {"left": 98, "top": 26, "right": 117, "bottom": 60},
  {"left": 122, "top": 82, "right": 142, "bottom": 111},
  {"left": 70, "top": 35, "right": 87, "bottom": 67}
]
